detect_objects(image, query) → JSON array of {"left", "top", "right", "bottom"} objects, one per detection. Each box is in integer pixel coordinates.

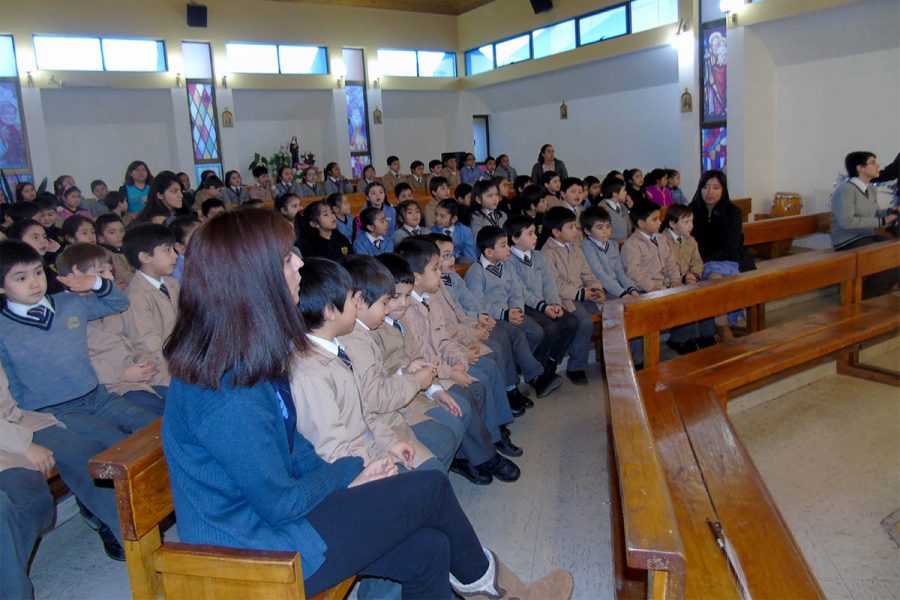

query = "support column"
[
  {"left": 677, "top": 0, "right": 701, "bottom": 186},
  {"left": 368, "top": 86, "right": 386, "bottom": 171},
  {"left": 168, "top": 88, "right": 195, "bottom": 178},
  {"left": 216, "top": 87, "right": 240, "bottom": 173},
  {"left": 19, "top": 87, "right": 51, "bottom": 181}
]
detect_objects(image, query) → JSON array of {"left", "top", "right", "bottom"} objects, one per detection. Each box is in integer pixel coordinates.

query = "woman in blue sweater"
[{"left": 160, "top": 209, "right": 572, "bottom": 600}]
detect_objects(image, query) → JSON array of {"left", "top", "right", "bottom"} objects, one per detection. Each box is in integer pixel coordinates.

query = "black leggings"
[{"left": 304, "top": 470, "right": 488, "bottom": 599}]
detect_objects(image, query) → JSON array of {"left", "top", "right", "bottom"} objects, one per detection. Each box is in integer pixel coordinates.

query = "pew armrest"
[{"left": 155, "top": 543, "right": 303, "bottom": 584}]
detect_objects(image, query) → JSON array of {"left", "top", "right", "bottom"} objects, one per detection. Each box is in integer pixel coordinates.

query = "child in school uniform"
[
  {"left": 504, "top": 215, "right": 581, "bottom": 385},
  {"left": 122, "top": 224, "right": 180, "bottom": 386},
  {"left": 95, "top": 213, "right": 134, "bottom": 290},
  {"left": 352, "top": 207, "right": 394, "bottom": 256},
  {"left": 422, "top": 175, "right": 451, "bottom": 228},
  {"left": 248, "top": 166, "right": 277, "bottom": 203},
  {"left": 465, "top": 226, "right": 563, "bottom": 397},
  {"left": 192, "top": 176, "right": 224, "bottom": 210},
  {"left": 222, "top": 170, "right": 250, "bottom": 207},
  {"left": 7, "top": 219, "right": 64, "bottom": 295},
  {"left": 297, "top": 166, "right": 326, "bottom": 199},
  {"left": 541, "top": 172, "right": 562, "bottom": 206},
  {"left": 325, "top": 193, "right": 354, "bottom": 242},
  {"left": 360, "top": 181, "right": 397, "bottom": 237},
  {"left": 433, "top": 199, "right": 477, "bottom": 262},
  {"left": 276, "top": 193, "right": 303, "bottom": 227},
  {"left": 355, "top": 164, "right": 378, "bottom": 194},
  {"left": 87, "top": 179, "right": 111, "bottom": 218},
  {"left": 539, "top": 208, "right": 605, "bottom": 385},
  {"left": 275, "top": 165, "right": 302, "bottom": 198},
  {"left": 469, "top": 179, "right": 507, "bottom": 240},
  {"left": 393, "top": 199, "right": 426, "bottom": 246},
  {"left": 381, "top": 156, "right": 406, "bottom": 193},
  {"left": 337, "top": 256, "right": 458, "bottom": 471},
  {"left": 299, "top": 200, "right": 353, "bottom": 261},
  {"left": 323, "top": 162, "right": 353, "bottom": 196},
  {"left": 292, "top": 258, "right": 412, "bottom": 466},
  {"left": 554, "top": 178, "right": 586, "bottom": 242},
  {"left": 57, "top": 186, "right": 91, "bottom": 221},
  {"left": 425, "top": 159, "right": 444, "bottom": 190},
  {"left": 386, "top": 244, "right": 521, "bottom": 485},
  {"left": 200, "top": 198, "right": 225, "bottom": 222},
  {"left": 168, "top": 216, "right": 199, "bottom": 284},
  {"left": 407, "top": 160, "right": 427, "bottom": 191},
  {"left": 56, "top": 244, "right": 167, "bottom": 414},
  {"left": 580, "top": 206, "right": 643, "bottom": 298},
  {"left": 600, "top": 176, "right": 633, "bottom": 242}
]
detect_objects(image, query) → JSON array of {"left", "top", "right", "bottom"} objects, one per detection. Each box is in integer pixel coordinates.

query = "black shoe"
[
  {"left": 530, "top": 372, "right": 563, "bottom": 398},
  {"left": 478, "top": 454, "right": 520, "bottom": 482},
  {"left": 77, "top": 500, "right": 103, "bottom": 531},
  {"left": 510, "top": 387, "right": 534, "bottom": 409},
  {"left": 696, "top": 336, "right": 718, "bottom": 349},
  {"left": 494, "top": 426, "right": 523, "bottom": 457},
  {"left": 450, "top": 458, "right": 492, "bottom": 485},
  {"left": 506, "top": 391, "right": 527, "bottom": 417},
  {"left": 566, "top": 370, "right": 588, "bottom": 386},
  {"left": 97, "top": 524, "right": 126, "bottom": 561},
  {"left": 666, "top": 340, "right": 696, "bottom": 355}
]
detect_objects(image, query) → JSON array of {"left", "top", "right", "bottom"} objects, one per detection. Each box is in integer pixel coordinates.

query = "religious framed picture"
[{"left": 0, "top": 80, "right": 30, "bottom": 170}]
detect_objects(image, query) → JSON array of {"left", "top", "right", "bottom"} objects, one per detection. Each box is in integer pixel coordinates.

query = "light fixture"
[
  {"left": 221, "top": 75, "right": 228, "bottom": 88},
  {"left": 719, "top": 0, "right": 743, "bottom": 25},
  {"left": 48, "top": 75, "right": 63, "bottom": 87},
  {"left": 369, "top": 61, "right": 381, "bottom": 89},
  {"left": 670, "top": 18, "right": 691, "bottom": 49},
  {"left": 332, "top": 57, "right": 347, "bottom": 89},
  {"left": 26, "top": 71, "right": 34, "bottom": 87},
  {"left": 175, "top": 72, "right": 183, "bottom": 88}
]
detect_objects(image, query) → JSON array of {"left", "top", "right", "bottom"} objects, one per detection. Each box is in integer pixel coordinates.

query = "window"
[
  {"left": 0, "top": 35, "right": 17, "bottom": 77},
  {"left": 532, "top": 20, "right": 576, "bottom": 59},
  {"left": 377, "top": 49, "right": 456, "bottom": 78},
  {"left": 579, "top": 6, "right": 629, "bottom": 45},
  {"left": 495, "top": 35, "right": 531, "bottom": 67},
  {"left": 465, "top": 45, "right": 494, "bottom": 76},
  {"left": 225, "top": 42, "right": 329, "bottom": 75},
  {"left": 33, "top": 35, "right": 167, "bottom": 72},
  {"left": 631, "top": 0, "right": 678, "bottom": 33}
]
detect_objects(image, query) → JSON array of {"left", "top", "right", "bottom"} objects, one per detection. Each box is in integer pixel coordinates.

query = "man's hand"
[
  {"left": 508, "top": 308, "right": 524, "bottom": 324},
  {"left": 25, "top": 444, "right": 55, "bottom": 476},
  {"left": 349, "top": 457, "right": 398, "bottom": 487}
]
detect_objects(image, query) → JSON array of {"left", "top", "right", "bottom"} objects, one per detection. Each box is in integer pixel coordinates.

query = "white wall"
[
  {"left": 472, "top": 45, "right": 682, "bottom": 181},
  {"left": 381, "top": 91, "right": 460, "bottom": 172},
  {"left": 41, "top": 88, "right": 177, "bottom": 189},
  {"left": 231, "top": 89, "right": 333, "bottom": 179}
]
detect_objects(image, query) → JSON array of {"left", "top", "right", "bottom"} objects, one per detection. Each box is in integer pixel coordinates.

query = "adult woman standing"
[
  {"left": 530, "top": 144, "right": 569, "bottom": 183},
  {"left": 160, "top": 209, "right": 572, "bottom": 599},
  {"left": 689, "top": 170, "right": 755, "bottom": 273}
]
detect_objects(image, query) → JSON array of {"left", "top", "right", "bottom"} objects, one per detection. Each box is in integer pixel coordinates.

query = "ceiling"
[{"left": 270, "top": 0, "right": 495, "bottom": 16}]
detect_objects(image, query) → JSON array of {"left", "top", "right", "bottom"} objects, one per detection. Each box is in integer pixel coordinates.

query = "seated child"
[
  {"left": 297, "top": 166, "right": 325, "bottom": 199},
  {"left": 276, "top": 193, "right": 302, "bottom": 233},
  {"left": 325, "top": 193, "right": 354, "bottom": 242},
  {"left": 323, "top": 163, "right": 353, "bottom": 196},
  {"left": 200, "top": 198, "right": 225, "bottom": 221},
  {"left": 469, "top": 179, "right": 507, "bottom": 240},
  {"left": 580, "top": 206, "right": 642, "bottom": 298},
  {"left": 95, "top": 213, "right": 134, "bottom": 290},
  {"left": 58, "top": 186, "right": 90, "bottom": 221},
  {"left": 433, "top": 199, "right": 477, "bottom": 262},
  {"left": 378, "top": 250, "right": 520, "bottom": 485},
  {"left": 176, "top": 172, "right": 195, "bottom": 209},
  {"left": 454, "top": 183, "right": 474, "bottom": 227},
  {"left": 168, "top": 215, "right": 199, "bottom": 283},
  {"left": 122, "top": 224, "right": 180, "bottom": 385},
  {"left": 337, "top": 255, "right": 459, "bottom": 471},
  {"left": 504, "top": 216, "right": 580, "bottom": 384},
  {"left": 293, "top": 258, "right": 411, "bottom": 465},
  {"left": 100, "top": 191, "right": 129, "bottom": 224},
  {"left": 88, "top": 179, "right": 110, "bottom": 217},
  {"left": 222, "top": 170, "right": 250, "bottom": 207},
  {"left": 620, "top": 202, "right": 680, "bottom": 293},
  {"left": 541, "top": 172, "right": 562, "bottom": 206},
  {"left": 56, "top": 244, "right": 167, "bottom": 414},
  {"left": 426, "top": 159, "right": 444, "bottom": 188},
  {"left": 274, "top": 165, "right": 299, "bottom": 198},
  {"left": 7, "top": 219, "right": 64, "bottom": 294},
  {"left": 394, "top": 181, "right": 414, "bottom": 204},
  {"left": 352, "top": 206, "right": 394, "bottom": 256},
  {"left": 193, "top": 175, "right": 224, "bottom": 208},
  {"left": 465, "top": 227, "right": 562, "bottom": 397},
  {"left": 407, "top": 160, "right": 427, "bottom": 191},
  {"left": 248, "top": 165, "right": 277, "bottom": 203},
  {"left": 600, "top": 177, "right": 633, "bottom": 242},
  {"left": 422, "top": 175, "right": 451, "bottom": 227},
  {"left": 355, "top": 164, "right": 378, "bottom": 194},
  {"left": 61, "top": 215, "right": 97, "bottom": 246},
  {"left": 393, "top": 199, "right": 425, "bottom": 245},
  {"left": 361, "top": 181, "right": 396, "bottom": 236},
  {"left": 539, "top": 207, "right": 605, "bottom": 385},
  {"left": 583, "top": 176, "right": 601, "bottom": 207},
  {"left": 299, "top": 200, "right": 352, "bottom": 261},
  {"left": 34, "top": 195, "right": 64, "bottom": 242},
  {"left": 381, "top": 155, "right": 405, "bottom": 193},
  {"left": 667, "top": 169, "right": 689, "bottom": 205}
]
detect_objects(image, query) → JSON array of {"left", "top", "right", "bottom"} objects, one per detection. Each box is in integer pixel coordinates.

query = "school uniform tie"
[
  {"left": 159, "top": 282, "right": 171, "bottom": 300},
  {"left": 485, "top": 211, "right": 498, "bottom": 226},
  {"left": 486, "top": 262, "right": 503, "bottom": 278},
  {"left": 675, "top": 236, "right": 683, "bottom": 244},
  {"left": 521, "top": 252, "right": 532, "bottom": 267},
  {"left": 650, "top": 237, "right": 659, "bottom": 247},
  {"left": 336, "top": 346, "right": 354, "bottom": 371},
  {"left": 392, "top": 320, "right": 404, "bottom": 334},
  {"left": 444, "top": 229, "right": 452, "bottom": 237},
  {"left": 440, "top": 273, "right": 452, "bottom": 286},
  {"left": 374, "top": 239, "right": 382, "bottom": 250},
  {"left": 26, "top": 306, "right": 47, "bottom": 321}
]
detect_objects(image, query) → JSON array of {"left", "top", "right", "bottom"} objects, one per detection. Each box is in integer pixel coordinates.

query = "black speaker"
[
  {"left": 187, "top": 3, "right": 208, "bottom": 28},
  {"left": 529, "top": 0, "right": 552, "bottom": 14}
]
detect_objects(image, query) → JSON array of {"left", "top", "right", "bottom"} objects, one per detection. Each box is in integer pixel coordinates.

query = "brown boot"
[{"left": 453, "top": 550, "right": 574, "bottom": 600}]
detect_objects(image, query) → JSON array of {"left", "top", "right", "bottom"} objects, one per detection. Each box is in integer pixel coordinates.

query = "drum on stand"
[{"left": 771, "top": 192, "right": 802, "bottom": 216}]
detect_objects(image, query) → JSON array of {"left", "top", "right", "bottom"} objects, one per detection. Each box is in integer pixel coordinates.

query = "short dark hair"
[
  {"left": 629, "top": 201, "right": 661, "bottom": 226},
  {"left": 201, "top": 198, "right": 225, "bottom": 217},
  {"left": 844, "top": 151, "right": 876, "bottom": 178},
  {"left": 200, "top": 175, "right": 223, "bottom": 190},
  {"left": 410, "top": 160, "right": 424, "bottom": 171},
  {"left": 545, "top": 206, "right": 577, "bottom": 236},
  {"left": 376, "top": 253, "right": 415, "bottom": 286},
  {"left": 428, "top": 159, "right": 443, "bottom": 171},
  {"left": 35, "top": 194, "right": 58, "bottom": 212},
  {"left": 1, "top": 240, "right": 42, "bottom": 285},
  {"left": 168, "top": 215, "right": 199, "bottom": 246},
  {"left": 512, "top": 185, "right": 543, "bottom": 215},
  {"left": 437, "top": 198, "right": 459, "bottom": 219},
  {"left": 55, "top": 243, "right": 110, "bottom": 276},
  {"left": 394, "top": 182, "right": 412, "bottom": 197},
  {"left": 476, "top": 225, "right": 506, "bottom": 255},
  {"left": 504, "top": 215, "right": 535, "bottom": 241},
  {"left": 340, "top": 255, "right": 395, "bottom": 305},
  {"left": 428, "top": 176, "right": 449, "bottom": 195},
  {"left": 663, "top": 203, "right": 691, "bottom": 227},
  {"left": 9, "top": 202, "right": 40, "bottom": 222},
  {"left": 90, "top": 179, "right": 107, "bottom": 192},
  {"left": 7, "top": 219, "right": 44, "bottom": 242},
  {"left": 454, "top": 184, "right": 472, "bottom": 201},
  {"left": 102, "top": 190, "right": 126, "bottom": 211},
  {"left": 123, "top": 223, "right": 175, "bottom": 269},
  {"left": 485, "top": 155, "right": 496, "bottom": 164},
  {"left": 541, "top": 171, "right": 559, "bottom": 186},
  {"left": 396, "top": 200, "right": 421, "bottom": 225},
  {"left": 324, "top": 162, "right": 339, "bottom": 177},
  {"left": 276, "top": 193, "right": 300, "bottom": 215},
  {"left": 252, "top": 165, "right": 269, "bottom": 178},
  {"left": 358, "top": 206, "right": 383, "bottom": 233},
  {"left": 95, "top": 213, "right": 124, "bottom": 236},
  {"left": 324, "top": 193, "right": 345, "bottom": 213},
  {"left": 580, "top": 206, "right": 611, "bottom": 233},
  {"left": 61, "top": 215, "right": 94, "bottom": 241},
  {"left": 365, "top": 180, "right": 386, "bottom": 197},
  {"left": 560, "top": 177, "right": 583, "bottom": 193},
  {"left": 297, "top": 258, "right": 353, "bottom": 330},
  {"left": 396, "top": 237, "right": 440, "bottom": 275},
  {"left": 513, "top": 175, "right": 532, "bottom": 192},
  {"left": 164, "top": 209, "right": 308, "bottom": 389},
  {"left": 601, "top": 177, "right": 625, "bottom": 199},
  {"left": 583, "top": 175, "right": 600, "bottom": 190},
  {"left": 387, "top": 155, "right": 399, "bottom": 166},
  {"left": 428, "top": 232, "right": 453, "bottom": 245}
]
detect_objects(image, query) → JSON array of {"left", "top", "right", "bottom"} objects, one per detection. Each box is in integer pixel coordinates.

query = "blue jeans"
[
  {"left": 304, "top": 471, "right": 488, "bottom": 599},
  {"left": 0, "top": 468, "right": 54, "bottom": 600}
]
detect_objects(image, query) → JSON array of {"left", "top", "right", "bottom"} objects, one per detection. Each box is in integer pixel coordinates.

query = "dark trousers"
[
  {"left": 304, "top": 471, "right": 488, "bottom": 599},
  {"left": 445, "top": 384, "right": 495, "bottom": 466},
  {"left": 835, "top": 235, "right": 900, "bottom": 298},
  {"left": 524, "top": 307, "right": 579, "bottom": 366},
  {"left": 484, "top": 327, "right": 518, "bottom": 387},
  {"left": 492, "top": 320, "right": 544, "bottom": 381},
  {"left": 0, "top": 468, "right": 54, "bottom": 600}
]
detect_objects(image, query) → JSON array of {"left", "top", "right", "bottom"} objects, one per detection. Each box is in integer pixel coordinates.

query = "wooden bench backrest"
[
  {"left": 602, "top": 304, "right": 686, "bottom": 597},
  {"left": 732, "top": 197, "right": 751, "bottom": 222},
  {"left": 743, "top": 212, "right": 829, "bottom": 246}
]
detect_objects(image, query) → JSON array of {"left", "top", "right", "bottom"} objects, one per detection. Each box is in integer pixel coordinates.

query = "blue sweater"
[
  {"left": 0, "top": 279, "right": 128, "bottom": 410},
  {"left": 432, "top": 224, "right": 477, "bottom": 261},
  {"left": 352, "top": 233, "right": 394, "bottom": 256},
  {"left": 464, "top": 259, "right": 524, "bottom": 321},
  {"left": 506, "top": 249, "right": 561, "bottom": 311},
  {"left": 582, "top": 238, "right": 641, "bottom": 297},
  {"left": 162, "top": 375, "right": 363, "bottom": 577},
  {"left": 442, "top": 271, "right": 482, "bottom": 320}
]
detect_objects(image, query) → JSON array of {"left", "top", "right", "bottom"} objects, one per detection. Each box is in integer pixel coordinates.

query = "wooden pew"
[
  {"left": 88, "top": 420, "right": 355, "bottom": 600},
  {"left": 743, "top": 212, "right": 830, "bottom": 247}
]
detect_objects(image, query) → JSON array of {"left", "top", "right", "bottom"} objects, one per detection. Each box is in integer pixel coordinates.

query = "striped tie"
[
  {"left": 486, "top": 263, "right": 503, "bottom": 278},
  {"left": 26, "top": 306, "right": 47, "bottom": 321},
  {"left": 336, "top": 346, "right": 353, "bottom": 371},
  {"left": 392, "top": 320, "right": 404, "bottom": 334},
  {"left": 374, "top": 239, "right": 382, "bottom": 250},
  {"left": 159, "top": 283, "right": 171, "bottom": 300},
  {"left": 440, "top": 273, "right": 452, "bottom": 286}
]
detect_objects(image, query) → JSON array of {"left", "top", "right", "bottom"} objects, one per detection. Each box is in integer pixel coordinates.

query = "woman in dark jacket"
[
  {"left": 530, "top": 144, "right": 569, "bottom": 183},
  {"left": 689, "top": 170, "right": 755, "bottom": 272}
]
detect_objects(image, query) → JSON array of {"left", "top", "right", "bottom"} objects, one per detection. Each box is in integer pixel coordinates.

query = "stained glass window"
[
  {"left": 187, "top": 82, "right": 220, "bottom": 162},
  {"left": 194, "top": 163, "right": 221, "bottom": 184},
  {"left": 0, "top": 80, "right": 29, "bottom": 170},
  {"left": 351, "top": 155, "right": 371, "bottom": 179},
  {"left": 702, "top": 22, "right": 727, "bottom": 122},
  {"left": 701, "top": 127, "right": 727, "bottom": 172}
]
